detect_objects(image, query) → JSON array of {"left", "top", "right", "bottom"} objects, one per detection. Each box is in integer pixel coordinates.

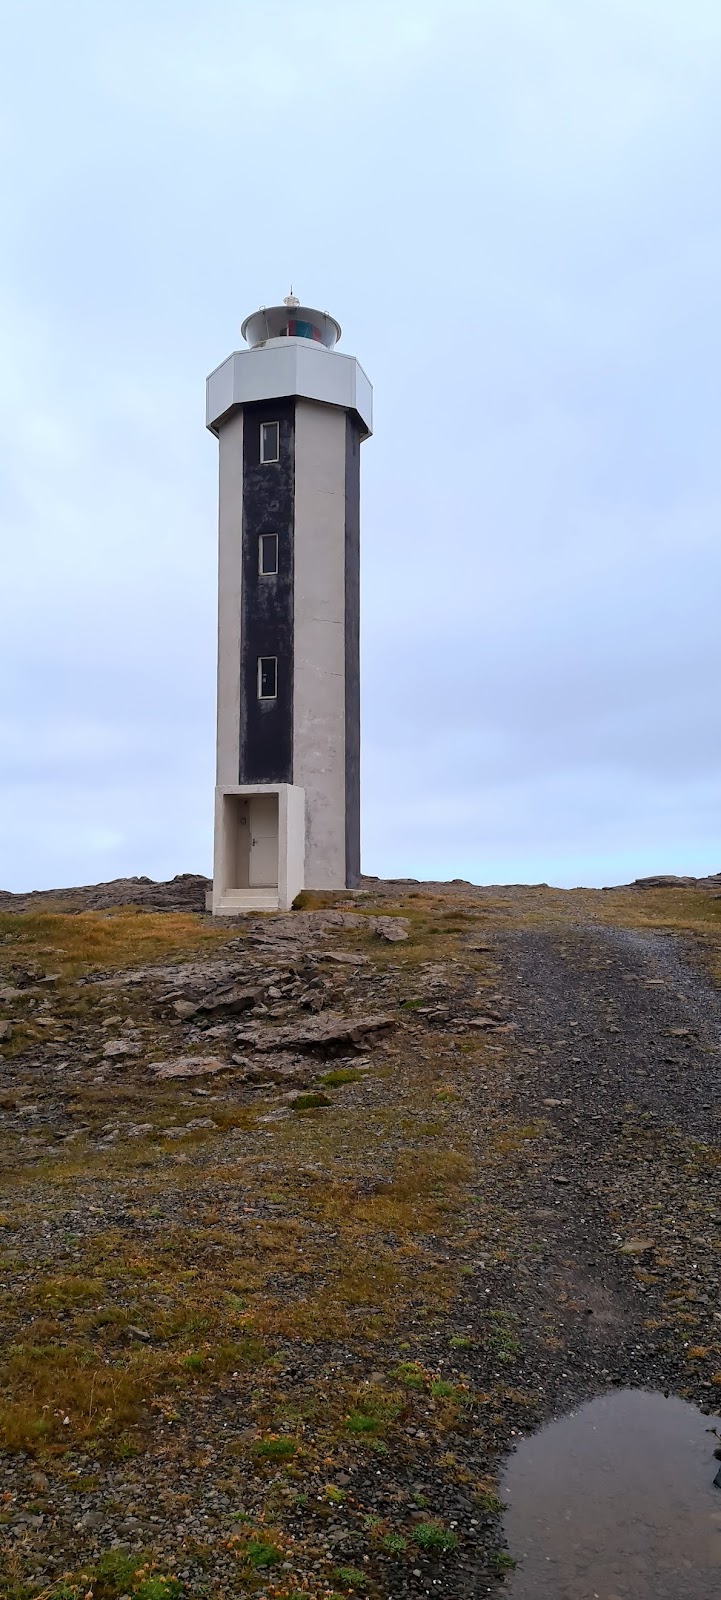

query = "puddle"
[{"left": 501, "top": 1389, "right": 721, "bottom": 1598}]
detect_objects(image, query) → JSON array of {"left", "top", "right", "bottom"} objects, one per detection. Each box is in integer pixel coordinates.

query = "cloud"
[{"left": 1, "top": 0, "right": 720, "bottom": 890}]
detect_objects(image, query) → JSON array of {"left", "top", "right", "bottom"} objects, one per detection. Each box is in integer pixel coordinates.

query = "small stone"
[
  {"left": 619, "top": 1238, "right": 655, "bottom": 1255},
  {"left": 0, "top": 1021, "right": 13, "bottom": 1042},
  {"left": 78, "top": 1509, "right": 104, "bottom": 1529},
  {"left": 103, "top": 1039, "right": 141, "bottom": 1059},
  {"left": 373, "top": 917, "right": 409, "bottom": 942},
  {"left": 173, "top": 999, "right": 198, "bottom": 1019},
  {"left": 124, "top": 1123, "right": 154, "bottom": 1139},
  {"left": 184, "top": 1117, "right": 218, "bottom": 1131}
]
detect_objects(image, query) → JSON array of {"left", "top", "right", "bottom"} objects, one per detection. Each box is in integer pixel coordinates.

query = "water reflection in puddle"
[{"left": 502, "top": 1389, "right": 721, "bottom": 1599}]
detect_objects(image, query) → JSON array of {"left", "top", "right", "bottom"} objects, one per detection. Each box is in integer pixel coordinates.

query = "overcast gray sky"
[{"left": 2, "top": 0, "right": 720, "bottom": 892}]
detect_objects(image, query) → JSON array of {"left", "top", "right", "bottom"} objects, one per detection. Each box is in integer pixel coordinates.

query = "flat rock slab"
[
  {"left": 173, "top": 985, "right": 260, "bottom": 1020},
  {"left": 319, "top": 951, "right": 370, "bottom": 966},
  {"left": 152, "top": 1055, "right": 230, "bottom": 1080},
  {"left": 103, "top": 1039, "right": 141, "bottom": 1059},
  {"left": 235, "top": 1012, "right": 395, "bottom": 1053}
]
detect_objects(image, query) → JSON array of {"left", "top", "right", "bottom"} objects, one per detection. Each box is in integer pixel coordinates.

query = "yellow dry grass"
[{"left": 0, "top": 907, "right": 232, "bottom": 978}]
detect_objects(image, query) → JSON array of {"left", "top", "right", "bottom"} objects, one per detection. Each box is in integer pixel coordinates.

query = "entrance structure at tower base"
[
  {"left": 212, "top": 783, "right": 305, "bottom": 914},
  {"left": 206, "top": 296, "right": 372, "bottom": 914}
]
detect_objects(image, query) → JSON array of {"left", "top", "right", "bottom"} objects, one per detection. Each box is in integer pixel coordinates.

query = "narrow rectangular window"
[
  {"left": 258, "top": 656, "right": 277, "bottom": 699},
  {"left": 259, "top": 532, "right": 278, "bottom": 575},
  {"left": 260, "top": 421, "right": 279, "bottom": 463}
]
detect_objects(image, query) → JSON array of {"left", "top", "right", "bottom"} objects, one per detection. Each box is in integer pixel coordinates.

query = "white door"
[{"left": 248, "top": 795, "right": 278, "bottom": 887}]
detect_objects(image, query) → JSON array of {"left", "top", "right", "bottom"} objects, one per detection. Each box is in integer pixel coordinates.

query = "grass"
[
  {"left": 485, "top": 1310, "right": 522, "bottom": 1363},
  {"left": 24, "top": 1551, "right": 186, "bottom": 1600},
  {"left": 345, "top": 1411, "right": 380, "bottom": 1435},
  {"left": 413, "top": 1521, "right": 459, "bottom": 1553},
  {"left": 254, "top": 1436, "right": 297, "bottom": 1461},
  {"left": 246, "top": 1538, "right": 284, "bottom": 1568},
  {"left": 0, "top": 907, "right": 232, "bottom": 978},
  {"left": 392, "top": 1360, "right": 427, "bottom": 1389}
]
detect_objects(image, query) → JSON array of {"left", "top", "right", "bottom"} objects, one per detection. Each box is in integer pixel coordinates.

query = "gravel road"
[
  {"left": 498, "top": 921, "right": 721, "bottom": 1143},
  {"left": 468, "top": 917, "right": 721, "bottom": 1461}
]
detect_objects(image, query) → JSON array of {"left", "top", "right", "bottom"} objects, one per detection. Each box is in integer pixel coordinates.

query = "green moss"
[
  {"left": 253, "top": 1435, "right": 297, "bottom": 1460},
  {"left": 345, "top": 1410, "right": 379, "bottom": 1434}
]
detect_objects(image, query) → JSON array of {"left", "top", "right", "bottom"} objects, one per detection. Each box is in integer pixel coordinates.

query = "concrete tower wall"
[{"left": 292, "top": 400, "right": 348, "bottom": 887}]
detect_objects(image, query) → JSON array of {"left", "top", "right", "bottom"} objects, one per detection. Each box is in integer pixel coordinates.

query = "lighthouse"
[{"left": 206, "top": 296, "right": 373, "bottom": 914}]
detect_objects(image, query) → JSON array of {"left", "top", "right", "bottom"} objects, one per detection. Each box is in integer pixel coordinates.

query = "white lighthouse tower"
[{"left": 206, "top": 295, "right": 373, "bottom": 915}]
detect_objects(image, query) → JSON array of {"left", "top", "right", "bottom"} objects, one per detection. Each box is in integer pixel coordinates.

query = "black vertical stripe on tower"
[
  {"left": 344, "top": 413, "right": 362, "bottom": 887},
  {"left": 239, "top": 398, "right": 294, "bottom": 784}
]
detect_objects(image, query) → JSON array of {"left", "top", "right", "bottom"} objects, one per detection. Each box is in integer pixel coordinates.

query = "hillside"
[{"left": 0, "top": 875, "right": 720, "bottom": 1600}]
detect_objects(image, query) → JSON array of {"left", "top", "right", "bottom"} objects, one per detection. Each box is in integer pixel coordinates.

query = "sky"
[{"left": 2, "top": 0, "right": 721, "bottom": 892}]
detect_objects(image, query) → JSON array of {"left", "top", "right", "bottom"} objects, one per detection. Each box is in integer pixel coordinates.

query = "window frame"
[
  {"left": 259, "top": 420, "right": 280, "bottom": 464},
  {"left": 257, "top": 656, "right": 278, "bottom": 700},
  {"left": 258, "top": 532, "right": 279, "bottom": 576}
]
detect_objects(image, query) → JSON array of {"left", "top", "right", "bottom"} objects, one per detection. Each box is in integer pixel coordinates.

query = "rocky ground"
[{"left": 0, "top": 874, "right": 719, "bottom": 1600}]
